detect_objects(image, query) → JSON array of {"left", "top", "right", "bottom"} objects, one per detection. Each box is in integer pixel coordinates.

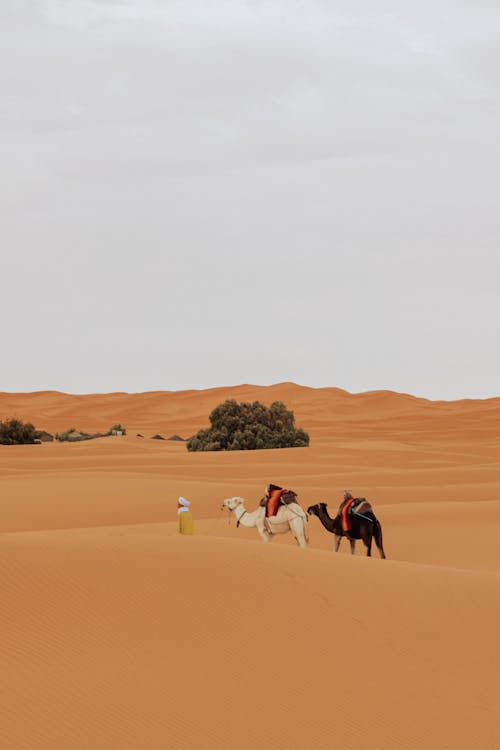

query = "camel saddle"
[
  {"left": 340, "top": 497, "right": 372, "bottom": 532},
  {"left": 259, "top": 484, "right": 298, "bottom": 517}
]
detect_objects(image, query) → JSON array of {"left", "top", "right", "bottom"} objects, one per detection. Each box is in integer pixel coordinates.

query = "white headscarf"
[{"left": 178, "top": 496, "right": 191, "bottom": 514}]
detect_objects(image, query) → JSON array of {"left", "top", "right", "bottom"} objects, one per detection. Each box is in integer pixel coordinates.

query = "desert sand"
[{"left": 1, "top": 383, "right": 500, "bottom": 749}]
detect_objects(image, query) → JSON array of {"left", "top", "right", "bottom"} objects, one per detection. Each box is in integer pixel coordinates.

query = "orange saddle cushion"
[
  {"left": 341, "top": 497, "right": 356, "bottom": 532},
  {"left": 266, "top": 489, "right": 284, "bottom": 517}
]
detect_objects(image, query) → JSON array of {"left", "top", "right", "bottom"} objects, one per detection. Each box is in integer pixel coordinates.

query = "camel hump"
[{"left": 353, "top": 498, "right": 373, "bottom": 514}]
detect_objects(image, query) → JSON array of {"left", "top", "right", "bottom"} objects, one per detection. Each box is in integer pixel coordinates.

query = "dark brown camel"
[{"left": 307, "top": 502, "right": 386, "bottom": 558}]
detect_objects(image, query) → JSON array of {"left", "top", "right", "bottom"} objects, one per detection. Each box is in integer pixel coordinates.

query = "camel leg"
[
  {"left": 333, "top": 534, "right": 342, "bottom": 552},
  {"left": 349, "top": 538, "right": 356, "bottom": 555},
  {"left": 366, "top": 534, "right": 372, "bottom": 557},
  {"left": 375, "top": 522, "right": 386, "bottom": 559},
  {"left": 292, "top": 521, "right": 308, "bottom": 548},
  {"left": 256, "top": 524, "right": 271, "bottom": 543},
  {"left": 359, "top": 526, "right": 373, "bottom": 556},
  {"left": 288, "top": 517, "right": 308, "bottom": 548}
]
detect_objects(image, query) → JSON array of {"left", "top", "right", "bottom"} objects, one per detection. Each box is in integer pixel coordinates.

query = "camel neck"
[
  {"left": 233, "top": 504, "right": 261, "bottom": 527},
  {"left": 317, "top": 507, "right": 335, "bottom": 530},
  {"left": 234, "top": 505, "right": 249, "bottom": 524}
]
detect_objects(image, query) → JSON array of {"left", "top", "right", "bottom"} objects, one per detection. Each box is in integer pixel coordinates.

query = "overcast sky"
[{"left": 2, "top": 0, "right": 499, "bottom": 399}]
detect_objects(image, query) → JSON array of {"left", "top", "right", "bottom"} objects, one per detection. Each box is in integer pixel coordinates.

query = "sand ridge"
[{"left": 2, "top": 382, "right": 500, "bottom": 437}]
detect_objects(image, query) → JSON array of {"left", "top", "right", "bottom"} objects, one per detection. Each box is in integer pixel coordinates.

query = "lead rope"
[
  {"left": 352, "top": 510, "right": 375, "bottom": 523},
  {"left": 236, "top": 510, "right": 247, "bottom": 528}
]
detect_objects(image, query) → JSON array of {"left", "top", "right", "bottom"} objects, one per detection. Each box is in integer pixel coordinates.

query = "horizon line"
[{"left": 1, "top": 381, "right": 499, "bottom": 405}]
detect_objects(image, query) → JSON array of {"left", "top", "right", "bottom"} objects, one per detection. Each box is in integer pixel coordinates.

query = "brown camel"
[{"left": 307, "top": 501, "right": 386, "bottom": 558}]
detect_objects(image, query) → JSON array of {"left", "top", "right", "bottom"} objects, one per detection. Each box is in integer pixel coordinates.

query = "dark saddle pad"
[{"left": 350, "top": 498, "right": 366, "bottom": 513}]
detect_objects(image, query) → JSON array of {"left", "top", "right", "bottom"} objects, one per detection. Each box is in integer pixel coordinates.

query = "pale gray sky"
[{"left": 2, "top": 0, "right": 499, "bottom": 398}]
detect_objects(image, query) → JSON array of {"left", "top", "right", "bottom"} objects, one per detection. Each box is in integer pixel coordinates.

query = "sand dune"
[
  {"left": 2, "top": 526, "right": 500, "bottom": 749},
  {"left": 2, "top": 382, "right": 500, "bottom": 437},
  {"left": 1, "top": 384, "right": 500, "bottom": 748}
]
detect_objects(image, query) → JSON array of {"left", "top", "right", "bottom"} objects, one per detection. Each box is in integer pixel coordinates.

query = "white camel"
[{"left": 221, "top": 496, "right": 309, "bottom": 548}]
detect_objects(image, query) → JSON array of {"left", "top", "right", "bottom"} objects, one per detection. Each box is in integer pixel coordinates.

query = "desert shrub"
[
  {"left": 186, "top": 400, "right": 310, "bottom": 452},
  {"left": 0, "top": 418, "right": 38, "bottom": 445},
  {"left": 57, "top": 428, "right": 95, "bottom": 442}
]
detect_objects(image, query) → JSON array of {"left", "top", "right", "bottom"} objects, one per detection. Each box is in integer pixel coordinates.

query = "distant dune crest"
[{"left": 0, "top": 382, "right": 498, "bottom": 437}]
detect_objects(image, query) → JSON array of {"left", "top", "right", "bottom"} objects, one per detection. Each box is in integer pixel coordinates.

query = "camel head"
[
  {"left": 307, "top": 502, "right": 327, "bottom": 517},
  {"left": 221, "top": 496, "right": 245, "bottom": 512}
]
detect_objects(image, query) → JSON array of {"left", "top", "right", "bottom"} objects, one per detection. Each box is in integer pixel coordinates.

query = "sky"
[{"left": 2, "top": 0, "right": 499, "bottom": 399}]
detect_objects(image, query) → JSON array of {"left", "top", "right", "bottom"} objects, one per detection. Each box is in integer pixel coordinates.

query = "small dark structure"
[
  {"left": 109, "top": 424, "right": 126, "bottom": 436},
  {"left": 34, "top": 430, "right": 54, "bottom": 442},
  {"left": 307, "top": 502, "right": 386, "bottom": 558},
  {"left": 168, "top": 435, "right": 185, "bottom": 442},
  {"left": 150, "top": 434, "right": 166, "bottom": 440}
]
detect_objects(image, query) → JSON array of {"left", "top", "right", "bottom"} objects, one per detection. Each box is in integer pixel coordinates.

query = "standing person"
[{"left": 178, "top": 496, "right": 194, "bottom": 535}]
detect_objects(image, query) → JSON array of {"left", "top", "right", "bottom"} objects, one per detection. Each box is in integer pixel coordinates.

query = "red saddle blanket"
[
  {"left": 341, "top": 497, "right": 357, "bottom": 532},
  {"left": 266, "top": 488, "right": 284, "bottom": 517}
]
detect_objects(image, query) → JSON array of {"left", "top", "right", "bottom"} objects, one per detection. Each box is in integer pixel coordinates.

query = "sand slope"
[
  {"left": 2, "top": 527, "right": 499, "bottom": 749},
  {"left": 1, "top": 384, "right": 500, "bottom": 748}
]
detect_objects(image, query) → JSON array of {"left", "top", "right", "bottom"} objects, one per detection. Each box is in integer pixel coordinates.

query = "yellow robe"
[{"left": 178, "top": 510, "right": 194, "bottom": 535}]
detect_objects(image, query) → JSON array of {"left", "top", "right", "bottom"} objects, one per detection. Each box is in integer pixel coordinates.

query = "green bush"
[
  {"left": 56, "top": 424, "right": 126, "bottom": 441},
  {"left": 57, "top": 428, "right": 95, "bottom": 442},
  {"left": 0, "top": 418, "right": 38, "bottom": 445},
  {"left": 186, "top": 400, "right": 310, "bottom": 452}
]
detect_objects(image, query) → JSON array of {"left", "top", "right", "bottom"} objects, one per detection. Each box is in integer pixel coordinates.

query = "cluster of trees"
[
  {"left": 186, "top": 400, "right": 310, "bottom": 452},
  {"left": 0, "top": 419, "right": 39, "bottom": 445},
  {"left": 0, "top": 419, "right": 127, "bottom": 444},
  {"left": 2, "top": 403, "right": 310, "bottom": 453}
]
